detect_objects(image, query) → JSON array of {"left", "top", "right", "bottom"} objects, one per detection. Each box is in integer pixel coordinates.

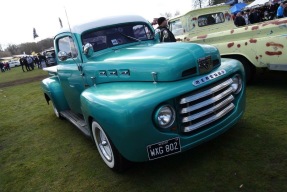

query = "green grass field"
[
  {"left": 0, "top": 66, "right": 47, "bottom": 84},
  {"left": 0, "top": 67, "right": 286, "bottom": 191}
]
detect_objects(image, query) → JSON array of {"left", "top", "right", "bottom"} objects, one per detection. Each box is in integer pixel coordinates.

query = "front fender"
[
  {"left": 41, "top": 76, "right": 69, "bottom": 111},
  {"left": 80, "top": 82, "right": 178, "bottom": 161}
]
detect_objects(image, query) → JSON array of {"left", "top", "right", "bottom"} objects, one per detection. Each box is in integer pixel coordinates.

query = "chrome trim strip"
[
  {"left": 183, "top": 103, "right": 235, "bottom": 132},
  {"left": 192, "top": 70, "right": 226, "bottom": 86},
  {"left": 180, "top": 78, "right": 233, "bottom": 104},
  {"left": 182, "top": 95, "right": 234, "bottom": 123},
  {"left": 181, "top": 87, "right": 234, "bottom": 114}
]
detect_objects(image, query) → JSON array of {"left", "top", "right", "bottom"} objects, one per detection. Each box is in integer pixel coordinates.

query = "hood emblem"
[{"left": 198, "top": 56, "right": 212, "bottom": 74}]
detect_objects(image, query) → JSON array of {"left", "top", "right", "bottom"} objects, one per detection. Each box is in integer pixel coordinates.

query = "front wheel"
[
  {"left": 51, "top": 101, "right": 63, "bottom": 119},
  {"left": 91, "top": 121, "right": 128, "bottom": 172}
]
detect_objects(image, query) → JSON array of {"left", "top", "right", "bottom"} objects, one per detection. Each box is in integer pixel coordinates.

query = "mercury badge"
[{"left": 198, "top": 56, "right": 212, "bottom": 74}]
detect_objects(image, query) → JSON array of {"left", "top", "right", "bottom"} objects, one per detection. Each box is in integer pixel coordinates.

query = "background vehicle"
[
  {"left": 42, "top": 48, "right": 56, "bottom": 66},
  {"left": 8, "top": 60, "right": 20, "bottom": 68},
  {"left": 169, "top": 4, "right": 287, "bottom": 83}
]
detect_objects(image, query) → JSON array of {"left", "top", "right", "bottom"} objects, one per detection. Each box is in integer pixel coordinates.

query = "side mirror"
[
  {"left": 83, "top": 43, "right": 93, "bottom": 58},
  {"left": 58, "top": 51, "right": 68, "bottom": 61}
]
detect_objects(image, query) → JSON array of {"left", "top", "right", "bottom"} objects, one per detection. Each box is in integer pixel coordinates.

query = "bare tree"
[
  {"left": 18, "top": 42, "right": 39, "bottom": 55},
  {"left": 193, "top": 0, "right": 204, "bottom": 8},
  {"left": 0, "top": 37, "right": 54, "bottom": 57},
  {"left": 174, "top": 10, "right": 180, "bottom": 16},
  {"left": 160, "top": 12, "right": 173, "bottom": 19},
  {"left": 5, "top": 44, "right": 20, "bottom": 55},
  {"left": 0, "top": 50, "right": 11, "bottom": 57}
]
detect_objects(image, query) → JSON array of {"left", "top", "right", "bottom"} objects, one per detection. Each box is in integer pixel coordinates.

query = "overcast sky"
[{"left": 0, "top": 0, "right": 194, "bottom": 48}]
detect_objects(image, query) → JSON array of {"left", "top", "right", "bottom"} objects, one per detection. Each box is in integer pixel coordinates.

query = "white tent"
[{"left": 246, "top": 0, "right": 270, "bottom": 8}]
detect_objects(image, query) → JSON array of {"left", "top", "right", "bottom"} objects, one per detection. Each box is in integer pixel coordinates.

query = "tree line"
[
  {"left": 161, "top": 0, "right": 226, "bottom": 19},
  {"left": 0, "top": 38, "right": 53, "bottom": 57}
]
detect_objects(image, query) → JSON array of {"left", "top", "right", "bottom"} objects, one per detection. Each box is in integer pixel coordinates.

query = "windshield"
[{"left": 82, "top": 23, "right": 154, "bottom": 52}]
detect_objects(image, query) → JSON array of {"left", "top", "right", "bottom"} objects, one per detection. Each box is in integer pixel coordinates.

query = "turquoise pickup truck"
[{"left": 41, "top": 15, "right": 245, "bottom": 172}]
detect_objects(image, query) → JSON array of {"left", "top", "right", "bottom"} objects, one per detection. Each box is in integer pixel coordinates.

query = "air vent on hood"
[{"left": 182, "top": 67, "right": 197, "bottom": 77}]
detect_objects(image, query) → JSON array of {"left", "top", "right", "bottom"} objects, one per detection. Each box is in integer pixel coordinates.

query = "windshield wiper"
[{"left": 118, "top": 32, "right": 141, "bottom": 42}]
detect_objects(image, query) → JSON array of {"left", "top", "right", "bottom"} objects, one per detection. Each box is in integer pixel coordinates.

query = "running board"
[{"left": 60, "top": 110, "right": 91, "bottom": 137}]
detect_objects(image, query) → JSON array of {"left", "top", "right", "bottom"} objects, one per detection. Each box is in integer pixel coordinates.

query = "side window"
[
  {"left": 198, "top": 12, "right": 225, "bottom": 27},
  {"left": 133, "top": 25, "right": 151, "bottom": 40},
  {"left": 58, "top": 36, "right": 78, "bottom": 58},
  {"left": 170, "top": 20, "right": 184, "bottom": 36}
]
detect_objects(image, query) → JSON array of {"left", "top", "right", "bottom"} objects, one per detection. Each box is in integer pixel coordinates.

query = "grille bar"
[
  {"left": 183, "top": 103, "right": 235, "bottom": 133},
  {"left": 181, "top": 87, "right": 234, "bottom": 114},
  {"left": 179, "top": 77, "right": 236, "bottom": 133},
  {"left": 182, "top": 95, "right": 234, "bottom": 123},
  {"left": 180, "top": 78, "right": 233, "bottom": 105}
]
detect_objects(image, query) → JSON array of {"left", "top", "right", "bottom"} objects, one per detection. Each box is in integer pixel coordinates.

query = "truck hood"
[{"left": 84, "top": 42, "right": 220, "bottom": 83}]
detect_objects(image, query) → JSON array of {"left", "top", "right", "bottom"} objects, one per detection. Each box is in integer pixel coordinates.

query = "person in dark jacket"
[
  {"left": 234, "top": 12, "right": 246, "bottom": 27},
  {"left": 22, "top": 57, "right": 31, "bottom": 71},
  {"left": 156, "top": 17, "right": 176, "bottom": 42},
  {"left": 19, "top": 57, "right": 25, "bottom": 72},
  {"left": 249, "top": 9, "right": 260, "bottom": 24},
  {"left": 0, "top": 62, "right": 5, "bottom": 72}
]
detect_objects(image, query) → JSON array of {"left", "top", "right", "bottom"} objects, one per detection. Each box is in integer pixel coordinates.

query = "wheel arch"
[
  {"left": 41, "top": 77, "right": 69, "bottom": 111},
  {"left": 221, "top": 54, "right": 256, "bottom": 84}
]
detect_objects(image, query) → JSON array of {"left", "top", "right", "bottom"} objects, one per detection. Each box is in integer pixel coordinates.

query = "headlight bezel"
[
  {"left": 154, "top": 104, "right": 176, "bottom": 129},
  {"left": 231, "top": 74, "right": 243, "bottom": 94}
]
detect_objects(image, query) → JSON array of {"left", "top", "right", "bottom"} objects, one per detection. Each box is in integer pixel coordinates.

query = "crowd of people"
[
  {"left": 0, "top": 54, "right": 48, "bottom": 73},
  {"left": 234, "top": 2, "right": 287, "bottom": 27},
  {"left": 18, "top": 55, "right": 47, "bottom": 72},
  {"left": 0, "top": 61, "right": 11, "bottom": 72}
]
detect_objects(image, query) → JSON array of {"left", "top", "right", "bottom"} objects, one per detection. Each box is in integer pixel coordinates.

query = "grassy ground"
[
  {"left": 0, "top": 66, "right": 47, "bottom": 84},
  {"left": 0, "top": 68, "right": 286, "bottom": 191}
]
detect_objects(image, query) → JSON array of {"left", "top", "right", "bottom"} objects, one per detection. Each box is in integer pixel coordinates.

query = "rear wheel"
[
  {"left": 91, "top": 121, "right": 128, "bottom": 172},
  {"left": 240, "top": 58, "right": 256, "bottom": 84}
]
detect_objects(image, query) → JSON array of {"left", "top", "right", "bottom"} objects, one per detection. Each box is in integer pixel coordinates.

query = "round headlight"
[
  {"left": 155, "top": 105, "right": 176, "bottom": 129},
  {"left": 231, "top": 74, "right": 243, "bottom": 94}
]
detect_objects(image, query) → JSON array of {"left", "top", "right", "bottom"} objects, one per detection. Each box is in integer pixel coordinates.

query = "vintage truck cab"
[
  {"left": 169, "top": 4, "right": 287, "bottom": 83},
  {"left": 42, "top": 15, "right": 245, "bottom": 172}
]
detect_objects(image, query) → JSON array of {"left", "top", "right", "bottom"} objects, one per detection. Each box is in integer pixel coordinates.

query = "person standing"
[
  {"left": 243, "top": 11, "right": 249, "bottom": 25},
  {"left": 249, "top": 9, "right": 260, "bottom": 24},
  {"left": 0, "top": 62, "right": 5, "bottom": 72},
  {"left": 27, "top": 56, "right": 34, "bottom": 70},
  {"left": 156, "top": 17, "right": 176, "bottom": 42},
  {"left": 234, "top": 12, "right": 246, "bottom": 27},
  {"left": 277, "top": 3, "right": 284, "bottom": 18},
  {"left": 34, "top": 56, "right": 41, "bottom": 69},
  {"left": 283, "top": 3, "right": 287, "bottom": 17},
  {"left": 19, "top": 57, "right": 25, "bottom": 72},
  {"left": 23, "top": 57, "right": 31, "bottom": 71}
]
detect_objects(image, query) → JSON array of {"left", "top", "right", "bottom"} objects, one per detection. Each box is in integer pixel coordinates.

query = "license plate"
[{"left": 147, "top": 137, "right": 181, "bottom": 160}]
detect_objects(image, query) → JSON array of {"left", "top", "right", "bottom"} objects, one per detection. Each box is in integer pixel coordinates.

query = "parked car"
[
  {"left": 43, "top": 49, "right": 57, "bottom": 67},
  {"left": 8, "top": 60, "right": 20, "bottom": 68}
]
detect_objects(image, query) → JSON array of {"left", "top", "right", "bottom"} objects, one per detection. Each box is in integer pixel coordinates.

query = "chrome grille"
[{"left": 179, "top": 78, "right": 235, "bottom": 133}]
